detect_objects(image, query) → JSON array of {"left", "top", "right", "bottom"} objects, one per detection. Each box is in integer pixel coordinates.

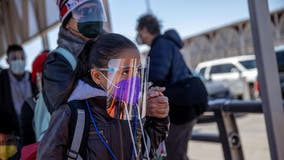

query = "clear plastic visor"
[
  {"left": 71, "top": 0, "right": 107, "bottom": 23},
  {"left": 96, "top": 58, "right": 149, "bottom": 120}
]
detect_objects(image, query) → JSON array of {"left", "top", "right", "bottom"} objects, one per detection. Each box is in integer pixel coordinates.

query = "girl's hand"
[{"left": 146, "top": 87, "right": 169, "bottom": 118}]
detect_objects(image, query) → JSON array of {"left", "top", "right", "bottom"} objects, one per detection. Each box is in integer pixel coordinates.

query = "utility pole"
[
  {"left": 145, "top": 0, "right": 152, "bottom": 14},
  {"left": 248, "top": 0, "right": 284, "bottom": 159},
  {"left": 102, "top": 0, "right": 112, "bottom": 32}
]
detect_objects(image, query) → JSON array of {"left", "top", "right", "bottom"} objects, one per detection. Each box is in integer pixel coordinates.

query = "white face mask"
[{"left": 10, "top": 60, "right": 25, "bottom": 75}]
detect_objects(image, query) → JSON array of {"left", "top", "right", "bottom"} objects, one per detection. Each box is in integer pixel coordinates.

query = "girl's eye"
[
  {"left": 137, "top": 68, "right": 142, "bottom": 74},
  {"left": 122, "top": 70, "right": 129, "bottom": 76}
]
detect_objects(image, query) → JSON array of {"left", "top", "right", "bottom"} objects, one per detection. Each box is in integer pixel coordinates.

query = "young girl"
[{"left": 37, "top": 33, "right": 169, "bottom": 160}]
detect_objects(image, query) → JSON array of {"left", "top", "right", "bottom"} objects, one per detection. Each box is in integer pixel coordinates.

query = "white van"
[{"left": 195, "top": 55, "right": 257, "bottom": 99}]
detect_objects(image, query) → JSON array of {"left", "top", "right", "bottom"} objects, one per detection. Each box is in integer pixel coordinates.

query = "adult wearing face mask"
[
  {"left": 42, "top": 0, "right": 107, "bottom": 113},
  {"left": 0, "top": 44, "right": 37, "bottom": 159}
]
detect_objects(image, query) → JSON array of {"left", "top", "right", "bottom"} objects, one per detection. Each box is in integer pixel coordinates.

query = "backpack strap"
[
  {"left": 53, "top": 47, "right": 77, "bottom": 70},
  {"left": 34, "top": 93, "right": 51, "bottom": 141},
  {"left": 67, "top": 100, "right": 89, "bottom": 160}
]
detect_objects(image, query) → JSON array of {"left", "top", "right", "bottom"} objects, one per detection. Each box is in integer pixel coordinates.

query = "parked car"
[
  {"left": 254, "top": 45, "right": 284, "bottom": 98},
  {"left": 195, "top": 55, "right": 257, "bottom": 99},
  {"left": 192, "top": 71, "right": 234, "bottom": 100}
]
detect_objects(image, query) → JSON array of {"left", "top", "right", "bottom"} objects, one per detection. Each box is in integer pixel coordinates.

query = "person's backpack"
[
  {"left": 33, "top": 47, "right": 77, "bottom": 141},
  {"left": 163, "top": 66, "right": 208, "bottom": 122},
  {"left": 21, "top": 102, "right": 89, "bottom": 160},
  {"left": 22, "top": 48, "right": 90, "bottom": 160},
  {"left": 164, "top": 74, "right": 208, "bottom": 112},
  {"left": 20, "top": 142, "right": 39, "bottom": 160}
]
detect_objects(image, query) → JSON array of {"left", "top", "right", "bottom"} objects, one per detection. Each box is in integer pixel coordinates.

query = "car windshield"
[{"left": 240, "top": 59, "right": 256, "bottom": 69}]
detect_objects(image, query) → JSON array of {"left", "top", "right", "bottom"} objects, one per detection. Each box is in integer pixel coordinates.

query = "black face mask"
[{"left": 77, "top": 21, "right": 103, "bottom": 39}]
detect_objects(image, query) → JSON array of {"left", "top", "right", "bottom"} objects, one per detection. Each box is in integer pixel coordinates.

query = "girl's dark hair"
[
  {"left": 88, "top": 33, "right": 138, "bottom": 69},
  {"left": 76, "top": 33, "right": 138, "bottom": 82}
]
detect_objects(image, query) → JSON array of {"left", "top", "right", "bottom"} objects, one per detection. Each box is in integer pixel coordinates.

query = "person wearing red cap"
[
  {"left": 20, "top": 50, "right": 49, "bottom": 146},
  {"left": 42, "top": 0, "right": 107, "bottom": 114}
]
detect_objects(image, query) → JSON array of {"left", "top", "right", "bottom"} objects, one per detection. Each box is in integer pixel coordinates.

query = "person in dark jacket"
[
  {"left": 42, "top": 0, "right": 107, "bottom": 113},
  {"left": 33, "top": 0, "right": 108, "bottom": 141},
  {"left": 38, "top": 33, "right": 169, "bottom": 160},
  {"left": 20, "top": 50, "right": 49, "bottom": 146},
  {"left": 136, "top": 14, "right": 208, "bottom": 160},
  {"left": 0, "top": 44, "right": 37, "bottom": 159}
]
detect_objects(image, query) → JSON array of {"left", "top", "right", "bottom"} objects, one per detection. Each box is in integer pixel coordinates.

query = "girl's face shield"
[
  {"left": 97, "top": 58, "right": 149, "bottom": 120},
  {"left": 71, "top": 0, "right": 107, "bottom": 23}
]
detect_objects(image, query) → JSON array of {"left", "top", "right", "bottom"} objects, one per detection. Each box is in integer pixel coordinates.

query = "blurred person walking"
[
  {"left": 136, "top": 14, "right": 208, "bottom": 160},
  {"left": 0, "top": 44, "right": 37, "bottom": 159}
]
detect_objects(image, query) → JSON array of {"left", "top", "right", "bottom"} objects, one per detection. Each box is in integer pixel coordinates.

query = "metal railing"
[{"left": 191, "top": 99, "right": 266, "bottom": 160}]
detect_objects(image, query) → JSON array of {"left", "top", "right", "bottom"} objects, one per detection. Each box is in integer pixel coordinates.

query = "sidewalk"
[{"left": 188, "top": 114, "right": 270, "bottom": 160}]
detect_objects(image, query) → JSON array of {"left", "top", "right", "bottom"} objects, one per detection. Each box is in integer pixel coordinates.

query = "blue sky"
[
  {"left": 109, "top": 0, "right": 284, "bottom": 40},
  {"left": 1, "top": 0, "right": 284, "bottom": 70}
]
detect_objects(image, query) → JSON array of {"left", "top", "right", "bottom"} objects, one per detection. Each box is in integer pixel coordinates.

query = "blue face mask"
[{"left": 10, "top": 60, "right": 25, "bottom": 75}]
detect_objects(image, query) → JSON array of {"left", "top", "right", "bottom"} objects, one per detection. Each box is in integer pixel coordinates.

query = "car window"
[
  {"left": 192, "top": 70, "right": 206, "bottom": 82},
  {"left": 210, "top": 64, "right": 238, "bottom": 74},
  {"left": 199, "top": 67, "right": 206, "bottom": 76},
  {"left": 276, "top": 50, "right": 284, "bottom": 73},
  {"left": 239, "top": 59, "right": 256, "bottom": 69}
]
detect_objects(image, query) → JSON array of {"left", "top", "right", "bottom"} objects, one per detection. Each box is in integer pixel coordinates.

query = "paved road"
[{"left": 188, "top": 114, "right": 270, "bottom": 160}]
